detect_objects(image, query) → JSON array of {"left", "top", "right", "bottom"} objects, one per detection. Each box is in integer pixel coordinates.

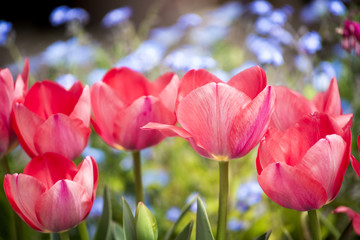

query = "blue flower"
[
  {"left": 248, "top": 0, "right": 273, "bottom": 15},
  {"left": 227, "top": 219, "right": 248, "bottom": 232},
  {"left": 55, "top": 74, "right": 78, "bottom": 90},
  {"left": 269, "top": 9, "right": 287, "bottom": 26},
  {"left": 236, "top": 181, "right": 263, "bottom": 213},
  {"left": 300, "top": 0, "right": 327, "bottom": 23},
  {"left": 49, "top": 6, "right": 70, "bottom": 26},
  {"left": 246, "top": 34, "right": 283, "bottom": 66},
  {"left": 120, "top": 156, "right": 133, "bottom": 171},
  {"left": 87, "top": 68, "right": 107, "bottom": 85},
  {"left": 82, "top": 146, "right": 106, "bottom": 163},
  {"left": 185, "top": 192, "right": 203, "bottom": 213},
  {"left": 254, "top": 17, "right": 275, "bottom": 35},
  {"left": 0, "top": 20, "right": 12, "bottom": 45},
  {"left": 149, "top": 26, "right": 184, "bottom": 47},
  {"left": 189, "top": 25, "right": 229, "bottom": 47},
  {"left": 270, "top": 27, "right": 294, "bottom": 45},
  {"left": 66, "top": 8, "right": 90, "bottom": 24},
  {"left": 341, "top": 99, "right": 353, "bottom": 114},
  {"left": 328, "top": 0, "right": 346, "bottom": 16},
  {"left": 211, "top": 69, "right": 230, "bottom": 82},
  {"left": 298, "top": 31, "right": 322, "bottom": 55},
  {"left": 311, "top": 61, "right": 336, "bottom": 91},
  {"left": 166, "top": 207, "right": 181, "bottom": 222},
  {"left": 102, "top": 6, "right": 132, "bottom": 28},
  {"left": 176, "top": 13, "right": 203, "bottom": 29},
  {"left": 208, "top": 2, "right": 243, "bottom": 26},
  {"left": 143, "top": 169, "right": 169, "bottom": 188},
  {"left": 294, "top": 55, "right": 312, "bottom": 73}
]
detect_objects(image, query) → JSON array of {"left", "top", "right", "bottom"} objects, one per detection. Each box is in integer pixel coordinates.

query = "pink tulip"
[
  {"left": 271, "top": 77, "right": 341, "bottom": 131},
  {"left": 12, "top": 80, "right": 91, "bottom": 159},
  {"left": 4, "top": 153, "right": 98, "bottom": 232},
  {"left": 91, "top": 67, "right": 179, "bottom": 151},
  {"left": 143, "top": 66, "right": 275, "bottom": 161},
  {"left": 257, "top": 113, "right": 352, "bottom": 211},
  {"left": 0, "top": 59, "right": 29, "bottom": 157},
  {"left": 333, "top": 206, "right": 360, "bottom": 235}
]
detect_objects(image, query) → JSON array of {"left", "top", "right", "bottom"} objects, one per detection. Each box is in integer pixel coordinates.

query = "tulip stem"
[
  {"left": 78, "top": 221, "right": 89, "bottom": 240},
  {"left": 216, "top": 161, "right": 229, "bottom": 240},
  {"left": 132, "top": 151, "right": 144, "bottom": 203},
  {"left": 308, "top": 210, "right": 321, "bottom": 240},
  {"left": 59, "top": 231, "right": 70, "bottom": 240}
]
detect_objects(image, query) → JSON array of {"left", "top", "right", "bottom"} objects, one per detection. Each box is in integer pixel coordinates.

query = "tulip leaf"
[
  {"left": 111, "top": 222, "right": 125, "bottom": 240},
  {"left": 112, "top": 194, "right": 123, "bottom": 225},
  {"left": 196, "top": 197, "right": 214, "bottom": 240},
  {"left": 95, "top": 186, "right": 112, "bottom": 240},
  {"left": 135, "top": 202, "right": 158, "bottom": 240},
  {"left": 122, "top": 197, "right": 136, "bottom": 240},
  {"left": 255, "top": 230, "right": 272, "bottom": 240},
  {"left": 164, "top": 195, "right": 197, "bottom": 240},
  {"left": 175, "top": 221, "right": 193, "bottom": 240}
]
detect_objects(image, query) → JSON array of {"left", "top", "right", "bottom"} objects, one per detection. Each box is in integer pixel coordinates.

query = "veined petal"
[
  {"left": 12, "top": 103, "right": 44, "bottom": 158},
  {"left": 36, "top": 180, "right": 92, "bottom": 232},
  {"left": 258, "top": 163, "right": 327, "bottom": 211},
  {"left": 33, "top": 114, "right": 90, "bottom": 159},
  {"left": 23, "top": 153, "right": 78, "bottom": 190},
  {"left": 157, "top": 73, "right": 179, "bottom": 112},
  {"left": 14, "top": 58, "right": 29, "bottom": 103},
  {"left": 73, "top": 156, "right": 98, "bottom": 199},
  {"left": 4, "top": 174, "right": 45, "bottom": 231},
  {"left": 312, "top": 78, "right": 342, "bottom": 115},
  {"left": 70, "top": 85, "right": 91, "bottom": 126},
  {"left": 231, "top": 86, "right": 275, "bottom": 158},
  {"left": 351, "top": 156, "right": 360, "bottom": 179},
  {"left": 177, "top": 69, "right": 222, "bottom": 106},
  {"left": 91, "top": 82, "right": 125, "bottom": 146},
  {"left": 177, "top": 82, "right": 251, "bottom": 158},
  {"left": 227, "top": 66, "right": 267, "bottom": 99}
]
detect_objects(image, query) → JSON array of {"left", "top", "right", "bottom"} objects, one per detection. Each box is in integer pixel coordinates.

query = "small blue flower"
[
  {"left": 269, "top": 9, "right": 287, "bottom": 26},
  {"left": 300, "top": 0, "right": 327, "bottom": 23},
  {"left": 143, "top": 169, "right": 169, "bottom": 188},
  {"left": 185, "top": 192, "right": 202, "bottom": 213},
  {"left": 312, "top": 61, "right": 336, "bottom": 91},
  {"left": 254, "top": 17, "right": 275, "bottom": 35},
  {"left": 0, "top": 20, "right": 12, "bottom": 45},
  {"left": 55, "top": 74, "right": 77, "bottom": 90},
  {"left": 248, "top": 0, "right": 273, "bottom": 15},
  {"left": 49, "top": 6, "right": 70, "bottom": 26},
  {"left": 102, "top": 6, "right": 132, "bottom": 28},
  {"left": 246, "top": 34, "right": 283, "bottom": 66},
  {"left": 236, "top": 181, "right": 263, "bottom": 213},
  {"left": 87, "top": 68, "right": 107, "bottom": 85},
  {"left": 149, "top": 26, "right": 184, "bottom": 47},
  {"left": 208, "top": 2, "right": 243, "bottom": 26},
  {"left": 281, "top": 4, "right": 294, "bottom": 16},
  {"left": 121, "top": 156, "right": 133, "bottom": 170},
  {"left": 294, "top": 55, "right": 312, "bottom": 73},
  {"left": 176, "top": 13, "right": 203, "bottom": 29},
  {"left": 211, "top": 69, "right": 230, "bottom": 82},
  {"left": 227, "top": 219, "right": 247, "bottom": 232},
  {"left": 66, "top": 8, "right": 90, "bottom": 24},
  {"left": 166, "top": 207, "right": 181, "bottom": 222},
  {"left": 298, "top": 31, "right": 322, "bottom": 55},
  {"left": 270, "top": 27, "right": 294, "bottom": 45},
  {"left": 189, "top": 25, "right": 229, "bottom": 47},
  {"left": 82, "top": 146, "right": 106, "bottom": 163},
  {"left": 328, "top": 0, "right": 346, "bottom": 16}
]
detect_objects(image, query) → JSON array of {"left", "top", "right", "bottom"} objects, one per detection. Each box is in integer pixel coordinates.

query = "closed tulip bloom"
[
  {"left": 12, "top": 80, "right": 91, "bottom": 159},
  {"left": 271, "top": 77, "right": 341, "bottom": 131},
  {"left": 91, "top": 67, "right": 179, "bottom": 151},
  {"left": 4, "top": 153, "right": 98, "bottom": 232},
  {"left": 257, "top": 113, "right": 352, "bottom": 211},
  {"left": 0, "top": 59, "right": 29, "bottom": 157},
  {"left": 143, "top": 66, "right": 275, "bottom": 161}
]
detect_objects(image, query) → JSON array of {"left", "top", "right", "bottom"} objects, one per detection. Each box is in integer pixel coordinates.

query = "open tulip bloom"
[
  {"left": 4, "top": 153, "right": 98, "bottom": 233},
  {"left": 0, "top": 59, "right": 29, "bottom": 157},
  {"left": 143, "top": 66, "right": 275, "bottom": 239},
  {"left": 12, "top": 80, "right": 91, "bottom": 160}
]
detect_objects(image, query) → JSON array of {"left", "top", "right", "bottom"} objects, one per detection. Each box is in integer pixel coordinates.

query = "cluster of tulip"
[{"left": 1, "top": 56, "right": 360, "bottom": 239}]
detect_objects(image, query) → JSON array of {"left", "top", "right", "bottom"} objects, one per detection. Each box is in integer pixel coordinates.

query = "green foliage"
[
  {"left": 95, "top": 186, "right": 112, "bottom": 240},
  {"left": 196, "top": 197, "right": 215, "bottom": 240}
]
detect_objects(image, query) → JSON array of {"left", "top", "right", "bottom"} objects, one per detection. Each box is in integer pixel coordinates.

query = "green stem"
[
  {"left": 308, "top": 210, "right": 321, "bottom": 240},
  {"left": 78, "top": 221, "right": 89, "bottom": 240},
  {"left": 59, "top": 231, "right": 70, "bottom": 240},
  {"left": 132, "top": 151, "right": 144, "bottom": 203},
  {"left": 1, "top": 155, "right": 10, "bottom": 174},
  {"left": 216, "top": 161, "right": 229, "bottom": 240}
]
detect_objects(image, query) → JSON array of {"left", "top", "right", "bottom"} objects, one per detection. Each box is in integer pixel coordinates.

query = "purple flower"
[
  {"left": 66, "top": 8, "right": 90, "bottom": 24},
  {"left": 102, "top": 6, "right": 132, "bottom": 28},
  {"left": 0, "top": 20, "right": 12, "bottom": 45},
  {"left": 269, "top": 9, "right": 287, "bottom": 26},
  {"left": 246, "top": 34, "right": 283, "bottom": 66}
]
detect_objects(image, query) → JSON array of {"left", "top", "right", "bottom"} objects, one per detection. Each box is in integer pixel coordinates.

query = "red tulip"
[
  {"left": 271, "top": 77, "right": 342, "bottom": 131},
  {"left": 143, "top": 66, "right": 275, "bottom": 160},
  {"left": 91, "top": 67, "right": 179, "bottom": 151},
  {"left": 257, "top": 113, "right": 352, "bottom": 211},
  {"left": 333, "top": 206, "right": 360, "bottom": 235},
  {"left": 4, "top": 153, "right": 98, "bottom": 232},
  {"left": 12, "top": 80, "right": 91, "bottom": 160},
  {"left": 0, "top": 59, "right": 29, "bottom": 157}
]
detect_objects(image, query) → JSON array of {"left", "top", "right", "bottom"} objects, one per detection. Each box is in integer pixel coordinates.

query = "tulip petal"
[
  {"left": 14, "top": 58, "right": 29, "bottom": 103},
  {"left": 36, "top": 180, "right": 92, "bottom": 232},
  {"left": 103, "top": 67, "right": 154, "bottom": 105},
  {"left": 115, "top": 96, "right": 176, "bottom": 150},
  {"left": 24, "top": 81, "right": 77, "bottom": 120},
  {"left": 333, "top": 206, "right": 360, "bottom": 235},
  {"left": 12, "top": 103, "right": 44, "bottom": 157},
  {"left": 227, "top": 66, "right": 267, "bottom": 99},
  {"left": 231, "top": 86, "right": 275, "bottom": 158},
  {"left": 177, "top": 69, "right": 222, "bottom": 106},
  {"left": 351, "top": 156, "right": 360, "bottom": 180},
  {"left": 177, "top": 82, "right": 252, "bottom": 159},
  {"left": 312, "top": 78, "right": 342, "bottom": 116},
  {"left": 270, "top": 86, "right": 316, "bottom": 131},
  {"left": 298, "top": 135, "right": 347, "bottom": 201},
  {"left": 91, "top": 82, "right": 126, "bottom": 147},
  {"left": 157, "top": 73, "right": 179, "bottom": 112},
  {"left": 33, "top": 114, "right": 90, "bottom": 159},
  {"left": 258, "top": 163, "right": 327, "bottom": 211},
  {"left": 23, "top": 153, "right": 78, "bottom": 190},
  {"left": 70, "top": 85, "right": 91, "bottom": 126},
  {"left": 4, "top": 174, "right": 45, "bottom": 231},
  {"left": 73, "top": 156, "right": 98, "bottom": 199}
]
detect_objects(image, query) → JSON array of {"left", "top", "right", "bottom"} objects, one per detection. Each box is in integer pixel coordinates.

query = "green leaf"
[
  {"left": 175, "top": 221, "right": 193, "bottom": 240},
  {"left": 111, "top": 222, "right": 125, "bottom": 240},
  {"left": 164, "top": 195, "right": 197, "bottom": 240},
  {"left": 256, "top": 230, "right": 272, "bottom": 240},
  {"left": 135, "top": 202, "right": 158, "bottom": 240},
  {"left": 122, "top": 197, "right": 136, "bottom": 240},
  {"left": 112, "top": 194, "right": 123, "bottom": 225},
  {"left": 95, "top": 186, "right": 112, "bottom": 240},
  {"left": 196, "top": 197, "right": 214, "bottom": 240}
]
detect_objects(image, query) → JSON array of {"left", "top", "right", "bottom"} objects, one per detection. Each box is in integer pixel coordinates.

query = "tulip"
[
  {"left": 143, "top": 66, "right": 275, "bottom": 161},
  {"left": 4, "top": 153, "right": 98, "bottom": 232},
  {"left": 333, "top": 206, "right": 360, "bottom": 235},
  {"left": 271, "top": 77, "right": 342, "bottom": 131},
  {"left": 12, "top": 80, "right": 91, "bottom": 160},
  {"left": 0, "top": 59, "right": 29, "bottom": 157},
  {"left": 257, "top": 113, "right": 352, "bottom": 211},
  {"left": 350, "top": 134, "right": 360, "bottom": 178},
  {"left": 91, "top": 67, "right": 179, "bottom": 151}
]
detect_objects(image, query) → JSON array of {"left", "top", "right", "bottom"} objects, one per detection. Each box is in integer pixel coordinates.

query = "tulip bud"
[{"left": 135, "top": 202, "right": 158, "bottom": 240}]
